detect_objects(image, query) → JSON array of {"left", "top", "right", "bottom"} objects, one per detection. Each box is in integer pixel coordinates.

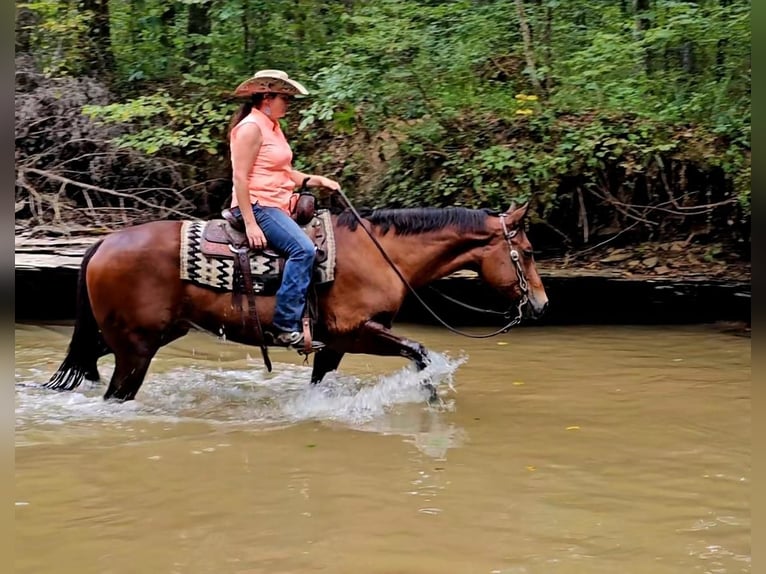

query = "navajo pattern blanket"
[{"left": 179, "top": 210, "right": 336, "bottom": 293}]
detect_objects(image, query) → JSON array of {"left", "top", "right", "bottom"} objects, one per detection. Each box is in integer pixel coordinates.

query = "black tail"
[{"left": 45, "top": 240, "right": 111, "bottom": 391}]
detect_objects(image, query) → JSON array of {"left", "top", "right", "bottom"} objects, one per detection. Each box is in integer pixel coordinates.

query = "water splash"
[
  {"left": 15, "top": 351, "right": 467, "bottom": 433},
  {"left": 279, "top": 351, "right": 463, "bottom": 425}
]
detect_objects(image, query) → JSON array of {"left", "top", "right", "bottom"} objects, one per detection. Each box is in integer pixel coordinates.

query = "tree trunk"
[
  {"left": 242, "top": 0, "right": 252, "bottom": 67},
  {"left": 681, "top": 41, "right": 695, "bottom": 74},
  {"left": 128, "top": 0, "right": 145, "bottom": 50},
  {"left": 15, "top": 6, "right": 37, "bottom": 53},
  {"left": 186, "top": 1, "right": 212, "bottom": 68},
  {"left": 292, "top": 0, "right": 304, "bottom": 43},
  {"left": 533, "top": 0, "right": 552, "bottom": 93},
  {"left": 79, "top": 0, "right": 115, "bottom": 76},
  {"left": 160, "top": 4, "right": 177, "bottom": 51},
  {"left": 633, "top": 0, "right": 652, "bottom": 74},
  {"left": 544, "top": 3, "right": 553, "bottom": 93},
  {"left": 716, "top": 0, "right": 731, "bottom": 80},
  {"left": 514, "top": 0, "right": 543, "bottom": 95}
]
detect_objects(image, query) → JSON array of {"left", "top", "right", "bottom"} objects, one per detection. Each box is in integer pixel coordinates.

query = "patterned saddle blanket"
[{"left": 179, "top": 210, "right": 336, "bottom": 295}]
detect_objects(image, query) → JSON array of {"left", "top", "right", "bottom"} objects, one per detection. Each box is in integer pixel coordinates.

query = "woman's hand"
[{"left": 245, "top": 220, "right": 267, "bottom": 250}]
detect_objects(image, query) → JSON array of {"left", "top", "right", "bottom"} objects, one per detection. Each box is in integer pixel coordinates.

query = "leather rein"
[{"left": 335, "top": 189, "right": 529, "bottom": 339}]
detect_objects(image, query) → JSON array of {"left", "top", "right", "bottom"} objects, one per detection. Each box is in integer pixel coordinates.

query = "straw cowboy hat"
[{"left": 233, "top": 69, "right": 309, "bottom": 97}]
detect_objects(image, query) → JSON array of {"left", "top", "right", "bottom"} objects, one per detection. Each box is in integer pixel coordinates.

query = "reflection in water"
[{"left": 14, "top": 324, "right": 750, "bottom": 574}]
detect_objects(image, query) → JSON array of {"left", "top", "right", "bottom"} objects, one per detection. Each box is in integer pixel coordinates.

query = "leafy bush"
[{"left": 16, "top": 0, "right": 750, "bottom": 248}]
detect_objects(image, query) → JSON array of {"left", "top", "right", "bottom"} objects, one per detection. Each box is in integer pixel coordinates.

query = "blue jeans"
[{"left": 232, "top": 204, "right": 316, "bottom": 332}]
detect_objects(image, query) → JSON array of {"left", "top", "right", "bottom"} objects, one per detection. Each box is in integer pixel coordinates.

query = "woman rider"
[{"left": 227, "top": 69, "right": 340, "bottom": 349}]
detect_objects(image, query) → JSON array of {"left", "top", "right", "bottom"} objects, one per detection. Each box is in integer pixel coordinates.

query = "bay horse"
[{"left": 45, "top": 202, "right": 548, "bottom": 401}]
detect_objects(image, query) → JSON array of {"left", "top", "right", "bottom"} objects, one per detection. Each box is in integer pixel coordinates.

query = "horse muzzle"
[{"left": 524, "top": 293, "right": 549, "bottom": 320}]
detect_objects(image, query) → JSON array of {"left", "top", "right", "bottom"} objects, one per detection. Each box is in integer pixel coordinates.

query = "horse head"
[{"left": 479, "top": 202, "right": 549, "bottom": 319}]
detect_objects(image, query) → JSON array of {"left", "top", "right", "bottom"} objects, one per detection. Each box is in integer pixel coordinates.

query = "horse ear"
[{"left": 506, "top": 202, "right": 528, "bottom": 226}]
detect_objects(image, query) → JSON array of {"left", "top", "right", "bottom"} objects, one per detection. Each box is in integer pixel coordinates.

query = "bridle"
[{"left": 336, "top": 189, "right": 530, "bottom": 339}]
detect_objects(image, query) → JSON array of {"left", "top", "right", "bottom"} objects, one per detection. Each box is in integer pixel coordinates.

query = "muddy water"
[{"left": 15, "top": 323, "right": 750, "bottom": 574}]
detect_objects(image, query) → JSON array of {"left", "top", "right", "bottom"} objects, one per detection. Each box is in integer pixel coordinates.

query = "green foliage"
[
  {"left": 83, "top": 87, "right": 230, "bottom": 156},
  {"left": 17, "top": 0, "right": 751, "bottom": 231},
  {"left": 18, "top": 2, "right": 95, "bottom": 76}
]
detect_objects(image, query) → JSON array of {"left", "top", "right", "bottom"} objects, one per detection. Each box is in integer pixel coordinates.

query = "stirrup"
[{"left": 273, "top": 330, "right": 325, "bottom": 352}]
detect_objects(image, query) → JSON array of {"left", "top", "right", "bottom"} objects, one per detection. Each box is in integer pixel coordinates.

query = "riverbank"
[{"left": 15, "top": 232, "right": 750, "bottom": 327}]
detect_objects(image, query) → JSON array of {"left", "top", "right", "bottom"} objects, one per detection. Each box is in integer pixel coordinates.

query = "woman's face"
[{"left": 265, "top": 93, "right": 292, "bottom": 119}]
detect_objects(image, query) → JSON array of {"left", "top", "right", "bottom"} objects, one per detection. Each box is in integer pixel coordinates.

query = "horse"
[{"left": 45, "top": 201, "right": 548, "bottom": 401}]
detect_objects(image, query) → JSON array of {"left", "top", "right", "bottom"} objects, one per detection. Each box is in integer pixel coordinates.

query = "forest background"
[{"left": 14, "top": 0, "right": 751, "bottom": 276}]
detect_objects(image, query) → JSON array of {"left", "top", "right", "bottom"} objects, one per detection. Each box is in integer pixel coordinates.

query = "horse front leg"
[
  {"left": 354, "top": 321, "right": 430, "bottom": 367},
  {"left": 353, "top": 321, "right": 436, "bottom": 400},
  {"left": 311, "top": 348, "right": 345, "bottom": 385}
]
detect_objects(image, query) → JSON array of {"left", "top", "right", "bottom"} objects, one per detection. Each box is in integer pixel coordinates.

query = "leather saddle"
[
  {"left": 201, "top": 189, "right": 319, "bottom": 259},
  {"left": 200, "top": 206, "right": 328, "bottom": 268}
]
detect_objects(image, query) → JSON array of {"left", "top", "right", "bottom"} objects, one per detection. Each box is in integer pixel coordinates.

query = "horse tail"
[{"left": 45, "top": 239, "right": 110, "bottom": 391}]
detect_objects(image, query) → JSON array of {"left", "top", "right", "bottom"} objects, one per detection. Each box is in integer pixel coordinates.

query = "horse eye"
[{"left": 523, "top": 249, "right": 534, "bottom": 258}]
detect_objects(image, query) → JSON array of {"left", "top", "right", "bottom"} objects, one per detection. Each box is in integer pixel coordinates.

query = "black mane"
[{"left": 336, "top": 207, "right": 496, "bottom": 235}]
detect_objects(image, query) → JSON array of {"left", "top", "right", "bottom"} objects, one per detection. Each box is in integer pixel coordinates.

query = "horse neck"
[{"left": 380, "top": 227, "right": 492, "bottom": 287}]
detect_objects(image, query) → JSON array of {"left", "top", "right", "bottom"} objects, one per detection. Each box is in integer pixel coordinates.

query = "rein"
[{"left": 334, "top": 188, "right": 529, "bottom": 338}]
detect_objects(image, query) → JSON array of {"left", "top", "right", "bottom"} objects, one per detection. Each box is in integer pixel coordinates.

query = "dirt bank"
[{"left": 15, "top": 229, "right": 750, "bottom": 328}]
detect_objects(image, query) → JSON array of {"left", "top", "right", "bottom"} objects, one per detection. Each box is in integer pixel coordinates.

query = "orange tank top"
[{"left": 230, "top": 108, "right": 296, "bottom": 214}]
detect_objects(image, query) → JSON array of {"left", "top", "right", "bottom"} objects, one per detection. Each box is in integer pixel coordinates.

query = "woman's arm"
[
  {"left": 289, "top": 169, "right": 340, "bottom": 191},
  {"left": 230, "top": 123, "right": 267, "bottom": 248}
]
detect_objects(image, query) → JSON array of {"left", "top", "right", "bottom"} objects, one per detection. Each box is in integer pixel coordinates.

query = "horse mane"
[{"left": 336, "top": 206, "right": 497, "bottom": 236}]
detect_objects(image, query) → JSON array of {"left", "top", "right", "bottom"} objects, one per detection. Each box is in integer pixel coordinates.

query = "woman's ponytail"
[{"left": 228, "top": 94, "right": 264, "bottom": 137}]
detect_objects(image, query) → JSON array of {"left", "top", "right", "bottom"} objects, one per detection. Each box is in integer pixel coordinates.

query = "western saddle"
[{"left": 197, "top": 193, "right": 321, "bottom": 368}]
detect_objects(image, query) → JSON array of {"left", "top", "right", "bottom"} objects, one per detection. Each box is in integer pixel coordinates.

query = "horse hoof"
[{"left": 423, "top": 383, "right": 439, "bottom": 404}]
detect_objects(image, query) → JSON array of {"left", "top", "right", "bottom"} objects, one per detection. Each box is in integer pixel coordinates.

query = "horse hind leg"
[
  {"left": 101, "top": 325, "right": 189, "bottom": 401},
  {"left": 103, "top": 342, "right": 158, "bottom": 402}
]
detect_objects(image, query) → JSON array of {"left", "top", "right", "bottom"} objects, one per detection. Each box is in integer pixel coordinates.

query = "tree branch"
[{"left": 19, "top": 167, "right": 199, "bottom": 220}]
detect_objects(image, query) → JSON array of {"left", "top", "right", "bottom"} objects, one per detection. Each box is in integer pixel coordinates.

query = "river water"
[{"left": 15, "top": 323, "right": 750, "bottom": 574}]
